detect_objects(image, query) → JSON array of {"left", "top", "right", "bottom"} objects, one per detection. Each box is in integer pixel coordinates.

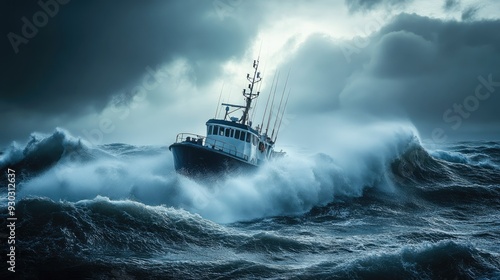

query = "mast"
[{"left": 240, "top": 59, "right": 262, "bottom": 125}]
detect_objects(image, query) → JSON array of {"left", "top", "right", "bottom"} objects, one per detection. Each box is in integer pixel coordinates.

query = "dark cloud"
[
  {"left": 443, "top": 0, "right": 460, "bottom": 11},
  {"left": 367, "top": 30, "right": 436, "bottom": 78},
  {"left": 278, "top": 34, "right": 368, "bottom": 113},
  {"left": 0, "top": 0, "right": 259, "bottom": 120},
  {"left": 345, "top": 0, "right": 413, "bottom": 13},
  {"left": 284, "top": 13, "right": 500, "bottom": 141},
  {"left": 461, "top": 5, "right": 479, "bottom": 21}
]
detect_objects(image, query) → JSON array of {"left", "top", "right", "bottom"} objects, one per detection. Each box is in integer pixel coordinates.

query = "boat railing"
[
  {"left": 175, "top": 133, "right": 205, "bottom": 146},
  {"left": 174, "top": 133, "right": 248, "bottom": 161}
]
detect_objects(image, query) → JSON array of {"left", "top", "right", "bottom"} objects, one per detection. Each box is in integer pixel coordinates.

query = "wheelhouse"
[{"left": 206, "top": 119, "right": 259, "bottom": 146}]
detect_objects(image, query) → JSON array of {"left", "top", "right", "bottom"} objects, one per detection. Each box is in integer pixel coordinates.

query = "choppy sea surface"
[{"left": 1, "top": 128, "right": 499, "bottom": 279}]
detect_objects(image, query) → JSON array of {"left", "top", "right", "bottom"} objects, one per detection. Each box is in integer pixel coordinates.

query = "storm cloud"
[
  {"left": 1, "top": 0, "right": 261, "bottom": 142},
  {"left": 283, "top": 13, "right": 500, "bottom": 142},
  {"left": 443, "top": 0, "right": 461, "bottom": 11},
  {"left": 1, "top": 0, "right": 499, "bottom": 147}
]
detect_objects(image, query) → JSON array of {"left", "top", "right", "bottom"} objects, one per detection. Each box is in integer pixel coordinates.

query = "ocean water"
[{"left": 1, "top": 128, "right": 499, "bottom": 279}]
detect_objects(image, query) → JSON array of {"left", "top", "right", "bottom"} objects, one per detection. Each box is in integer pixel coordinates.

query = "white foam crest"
[
  {"left": 430, "top": 149, "right": 499, "bottom": 169},
  {"left": 0, "top": 127, "right": 102, "bottom": 167},
  {"left": 18, "top": 151, "right": 175, "bottom": 202},
  {"left": 0, "top": 141, "right": 24, "bottom": 167},
  {"left": 184, "top": 116, "right": 420, "bottom": 222},
  {"left": 16, "top": 117, "right": 419, "bottom": 223}
]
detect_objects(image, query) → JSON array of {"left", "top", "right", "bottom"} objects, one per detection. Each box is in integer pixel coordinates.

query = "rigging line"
[
  {"left": 271, "top": 67, "right": 291, "bottom": 140},
  {"left": 265, "top": 71, "right": 280, "bottom": 135},
  {"left": 257, "top": 40, "right": 263, "bottom": 61},
  {"left": 260, "top": 69, "right": 278, "bottom": 133},
  {"left": 274, "top": 88, "right": 292, "bottom": 142},
  {"left": 215, "top": 82, "right": 224, "bottom": 118}
]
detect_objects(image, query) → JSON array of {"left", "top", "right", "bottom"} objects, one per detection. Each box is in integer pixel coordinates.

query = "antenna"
[
  {"left": 260, "top": 70, "right": 278, "bottom": 134},
  {"left": 257, "top": 40, "right": 263, "bottom": 61},
  {"left": 274, "top": 88, "right": 293, "bottom": 142},
  {"left": 271, "top": 68, "right": 290, "bottom": 140},
  {"left": 215, "top": 82, "right": 224, "bottom": 118},
  {"left": 265, "top": 72, "right": 280, "bottom": 135}
]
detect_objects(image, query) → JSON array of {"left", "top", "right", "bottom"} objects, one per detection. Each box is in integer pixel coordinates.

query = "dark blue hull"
[{"left": 169, "top": 142, "right": 256, "bottom": 178}]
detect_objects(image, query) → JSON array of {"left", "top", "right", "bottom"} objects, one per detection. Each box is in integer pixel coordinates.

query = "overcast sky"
[{"left": 1, "top": 0, "right": 500, "bottom": 148}]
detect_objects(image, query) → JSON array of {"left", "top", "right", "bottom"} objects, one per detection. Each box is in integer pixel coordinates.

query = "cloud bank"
[{"left": 282, "top": 13, "right": 500, "bottom": 142}]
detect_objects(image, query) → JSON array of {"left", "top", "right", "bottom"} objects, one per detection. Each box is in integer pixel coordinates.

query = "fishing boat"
[{"left": 169, "top": 59, "right": 289, "bottom": 177}]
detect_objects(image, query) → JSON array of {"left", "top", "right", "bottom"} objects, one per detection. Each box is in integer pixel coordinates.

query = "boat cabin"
[{"left": 205, "top": 119, "right": 273, "bottom": 165}]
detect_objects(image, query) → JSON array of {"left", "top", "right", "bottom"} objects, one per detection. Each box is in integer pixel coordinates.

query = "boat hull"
[{"left": 169, "top": 142, "right": 256, "bottom": 178}]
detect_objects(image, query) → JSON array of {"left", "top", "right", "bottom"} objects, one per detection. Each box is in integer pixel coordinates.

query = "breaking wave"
[
  {"left": 2, "top": 125, "right": 499, "bottom": 223},
  {"left": 1, "top": 124, "right": 418, "bottom": 222},
  {"left": 1, "top": 126, "right": 499, "bottom": 279}
]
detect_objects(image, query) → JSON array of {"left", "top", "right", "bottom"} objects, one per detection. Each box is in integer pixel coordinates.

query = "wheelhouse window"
[
  {"left": 225, "top": 128, "right": 230, "bottom": 137},
  {"left": 246, "top": 132, "right": 251, "bottom": 143},
  {"left": 213, "top": 125, "right": 219, "bottom": 135},
  {"left": 208, "top": 126, "right": 213, "bottom": 135},
  {"left": 235, "top": 130, "right": 240, "bottom": 139},
  {"left": 240, "top": 131, "right": 246, "bottom": 141}
]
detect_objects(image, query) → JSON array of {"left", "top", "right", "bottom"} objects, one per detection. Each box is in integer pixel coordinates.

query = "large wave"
[{"left": 1, "top": 122, "right": 498, "bottom": 223}]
